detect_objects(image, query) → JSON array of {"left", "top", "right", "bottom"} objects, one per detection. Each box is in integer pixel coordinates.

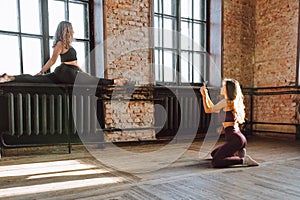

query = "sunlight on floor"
[
  {"left": 0, "top": 160, "right": 100, "bottom": 177},
  {"left": 27, "top": 169, "right": 109, "bottom": 179},
  {"left": 0, "top": 159, "right": 126, "bottom": 198},
  {"left": 0, "top": 177, "right": 125, "bottom": 198}
]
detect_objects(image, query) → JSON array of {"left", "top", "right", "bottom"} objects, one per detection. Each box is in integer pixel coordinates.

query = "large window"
[
  {"left": 0, "top": 0, "right": 91, "bottom": 75},
  {"left": 153, "top": 0, "right": 208, "bottom": 85}
]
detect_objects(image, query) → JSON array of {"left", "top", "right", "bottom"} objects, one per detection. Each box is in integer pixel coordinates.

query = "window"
[
  {"left": 0, "top": 0, "right": 91, "bottom": 75},
  {"left": 153, "top": 0, "right": 208, "bottom": 85}
]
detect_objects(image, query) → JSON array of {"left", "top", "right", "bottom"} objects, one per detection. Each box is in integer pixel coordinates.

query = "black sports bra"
[
  {"left": 224, "top": 111, "right": 236, "bottom": 122},
  {"left": 60, "top": 47, "right": 77, "bottom": 62}
]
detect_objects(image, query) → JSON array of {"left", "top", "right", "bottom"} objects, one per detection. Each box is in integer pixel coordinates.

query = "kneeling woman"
[
  {"left": 0, "top": 21, "right": 126, "bottom": 86},
  {"left": 200, "top": 79, "right": 259, "bottom": 168}
]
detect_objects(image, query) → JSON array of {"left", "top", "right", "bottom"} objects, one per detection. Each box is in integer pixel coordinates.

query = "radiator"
[
  {"left": 0, "top": 85, "right": 212, "bottom": 154},
  {"left": 154, "top": 87, "right": 210, "bottom": 137},
  {"left": 5, "top": 92, "right": 100, "bottom": 136}
]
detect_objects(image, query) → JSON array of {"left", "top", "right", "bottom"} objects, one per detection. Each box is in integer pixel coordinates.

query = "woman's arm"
[
  {"left": 36, "top": 42, "right": 63, "bottom": 75},
  {"left": 200, "top": 86, "right": 226, "bottom": 113}
]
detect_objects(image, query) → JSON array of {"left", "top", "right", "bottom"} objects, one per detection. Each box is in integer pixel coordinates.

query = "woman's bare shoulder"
[
  {"left": 212, "top": 98, "right": 226, "bottom": 112},
  {"left": 53, "top": 41, "right": 62, "bottom": 48},
  {"left": 56, "top": 40, "right": 63, "bottom": 45}
]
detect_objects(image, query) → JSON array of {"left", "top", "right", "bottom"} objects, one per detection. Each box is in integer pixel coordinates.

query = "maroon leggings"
[{"left": 211, "top": 126, "right": 247, "bottom": 168}]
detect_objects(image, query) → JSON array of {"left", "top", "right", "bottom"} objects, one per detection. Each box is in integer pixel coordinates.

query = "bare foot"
[
  {"left": 0, "top": 73, "right": 7, "bottom": 78},
  {"left": 0, "top": 77, "right": 8, "bottom": 83},
  {"left": 0, "top": 74, "right": 14, "bottom": 83},
  {"left": 243, "top": 155, "right": 259, "bottom": 166}
]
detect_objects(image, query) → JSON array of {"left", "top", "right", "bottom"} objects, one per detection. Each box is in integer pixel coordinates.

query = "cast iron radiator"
[
  {"left": 153, "top": 86, "right": 212, "bottom": 138},
  {"left": 0, "top": 83, "right": 215, "bottom": 156},
  {"left": 4, "top": 93, "right": 101, "bottom": 136},
  {"left": 0, "top": 83, "right": 105, "bottom": 156}
]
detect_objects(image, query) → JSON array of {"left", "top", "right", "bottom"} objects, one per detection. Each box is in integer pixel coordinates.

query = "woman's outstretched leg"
[{"left": 0, "top": 73, "right": 57, "bottom": 83}]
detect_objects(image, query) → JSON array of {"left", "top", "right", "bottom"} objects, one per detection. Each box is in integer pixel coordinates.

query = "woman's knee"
[
  {"left": 211, "top": 157, "right": 224, "bottom": 168},
  {"left": 211, "top": 151, "right": 216, "bottom": 158}
]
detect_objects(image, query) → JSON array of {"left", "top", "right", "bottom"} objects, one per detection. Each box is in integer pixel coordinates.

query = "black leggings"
[{"left": 13, "top": 64, "right": 114, "bottom": 85}]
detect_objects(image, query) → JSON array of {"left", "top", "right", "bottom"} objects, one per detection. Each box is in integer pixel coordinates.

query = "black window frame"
[
  {"left": 0, "top": 0, "right": 94, "bottom": 75},
  {"left": 153, "top": 0, "right": 209, "bottom": 86}
]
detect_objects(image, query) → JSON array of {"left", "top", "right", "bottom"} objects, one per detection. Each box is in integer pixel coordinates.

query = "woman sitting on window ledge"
[{"left": 0, "top": 21, "right": 127, "bottom": 86}]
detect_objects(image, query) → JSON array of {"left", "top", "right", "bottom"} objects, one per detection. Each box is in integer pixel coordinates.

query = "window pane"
[
  {"left": 48, "top": 0, "right": 65, "bottom": 36},
  {"left": 163, "top": 0, "right": 175, "bottom": 16},
  {"left": 194, "top": 0, "right": 206, "bottom": 20},
  {"left": 199, "top": 23, "right": 207, "bottom": 50},
  {"left": 192, "top": 23, "right": 206, "bottom": 51},
  {"left": 155, "top": 49, "right": 163, "bottom": 82},
  {"left": 194, "top": 52, "right": 207, "bottom": 82},
  {"left": 20, "top": 0, "right": 41, "bottom": 34},
  {"left": 163, "top": 51, "right": 175, "bottom": 82},
  {"left": 193, "top": 53, "right": 201, "bottom": 83},
  {"left": 22, "top": 37, "right": 42, "bottom": 74},
  {"left": 69, "top": 2, "right": 87, "bottom": 39},
  {"left": 181, "top": 0, "right": 192, "bottom": 18},
  {"left": 194, "top": 23, "right": 201, "bottom": 51},
  {"left": 0, "top": 0, "right": 18, "bottom": 32},
  {"left": 73, "top": 41, "right": 88, "bottom": 73},
  {"left": 154, "top": 0, "right": 160, "bottom": 13},
  {"left": 194, "top": 0, "right": 200, "bottom": 20},
  {"left": 201, "top": 53, "right": 207, "bottom": 81},
  {"left": 181, "top": 21, "right": 192, "bottom": 50},
  {"left": 181, "top": 52, "right": 190, "bottom": 83},
  {"left": 163, "top": 18, "right": 176, "bottom": 48},
  {"left": 0, "top": 35, "right": 21, "bottom": 75},
  {"left": 154, "top": 17, "right": 163, "bottom": 47}
]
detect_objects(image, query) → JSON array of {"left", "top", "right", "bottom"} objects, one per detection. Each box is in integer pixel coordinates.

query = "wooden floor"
[{"left": 0, "top": 135, "right": 299, "bottom": 200}]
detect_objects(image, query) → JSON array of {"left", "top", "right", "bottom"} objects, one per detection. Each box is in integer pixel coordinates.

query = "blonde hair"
[
  {"left": 223, "top": 78, "right": 245, "bottom": 124},
  {"left": 53, "top": 21, "right": 74, "bottom": 49}
]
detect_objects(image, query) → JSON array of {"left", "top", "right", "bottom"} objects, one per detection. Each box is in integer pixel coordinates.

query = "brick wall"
[
  {"left": 103, "top": 0, "right": 155, "bottom": 141},
  {"left": 103, "top": 0, "right": 152, "bottom": 85},
  {"left": 223, "top": 0, "right": 256, "bottom": 87},
  {"left": 254, "top": 0, "right": 299, "bottom": 136},
  {"left": 223, "top": 0, "right": 300, "bottom": 138},
  {"left": 223, "top": 0, "right": 298, "bottom": 87},
  {"left": 255, "top": 0, "right": 298, "bottom": 87}
]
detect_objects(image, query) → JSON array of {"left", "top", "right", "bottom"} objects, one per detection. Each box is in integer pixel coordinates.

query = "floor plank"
[{"left": 0, "top": 135, "right": 299, "bottom": 200}]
